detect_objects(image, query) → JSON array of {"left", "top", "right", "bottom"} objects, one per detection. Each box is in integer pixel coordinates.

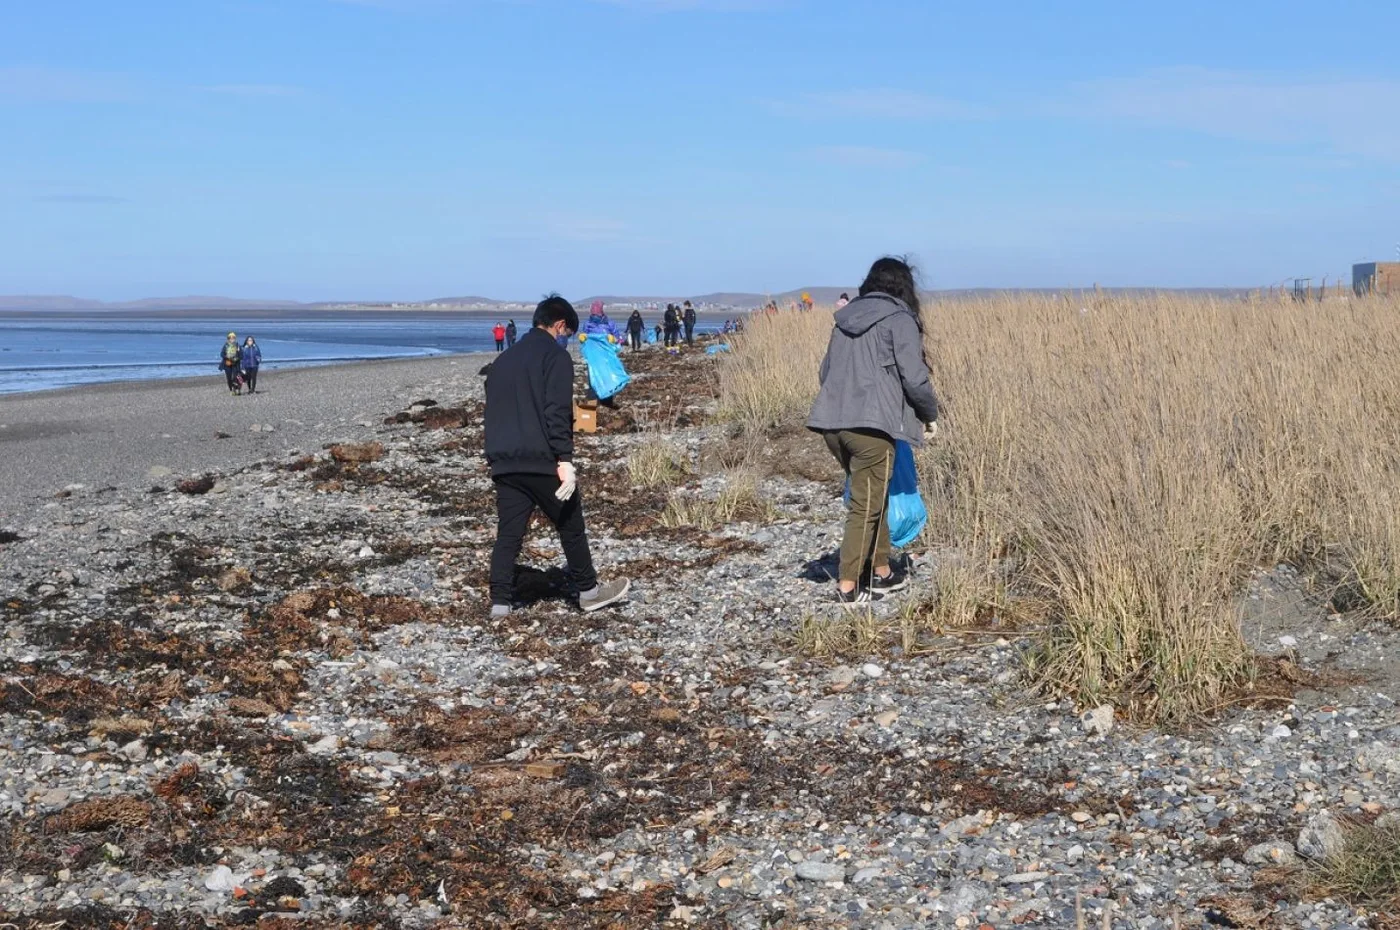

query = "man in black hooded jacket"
[{"left": 483, "top": 294, "right": 630, "bottom": 617}]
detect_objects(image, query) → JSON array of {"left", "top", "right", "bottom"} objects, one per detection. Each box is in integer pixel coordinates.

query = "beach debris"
[
  {"left": 215, "top": 566, "right": 252, "bottom": 591},
  {"left": 329, "top": 441, "right": 384, "bottom": 463},
  {"left": 45, "top": 796, "right": 152, "bottom": 833},
  {"left": 525, "top": 760, "right": 566, "bottom": 779},
  {"left": 176, "top": 475, "right": 216, "bottom": 495},
  {"left": 226, "top": 696, "right": 277, "bottom": 717}
]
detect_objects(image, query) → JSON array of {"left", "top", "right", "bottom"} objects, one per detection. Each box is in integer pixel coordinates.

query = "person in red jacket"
[{"left": 493, "top": 322, "right": 507, "bottom": 352}]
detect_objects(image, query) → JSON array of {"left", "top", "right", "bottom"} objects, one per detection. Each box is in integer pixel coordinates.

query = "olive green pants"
[{"left": 824, "top": 429, "right": 894, "bottom": 585}]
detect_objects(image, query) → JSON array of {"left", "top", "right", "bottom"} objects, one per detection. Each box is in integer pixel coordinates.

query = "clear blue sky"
[{"left": 3, "top": 0, "right": 1398, "bottom": 301}]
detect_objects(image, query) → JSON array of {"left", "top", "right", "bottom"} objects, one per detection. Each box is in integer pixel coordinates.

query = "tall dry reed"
[{"left": 718, "top": 292, "right": 1400, "bottom": 725}]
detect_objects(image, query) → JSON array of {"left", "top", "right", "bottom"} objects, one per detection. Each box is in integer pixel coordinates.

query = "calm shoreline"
[{"left": 0, "top": 352, "right": 493, "bottom": 520}]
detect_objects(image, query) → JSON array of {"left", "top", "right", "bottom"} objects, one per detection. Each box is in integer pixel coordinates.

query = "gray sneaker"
[
  {"left": 579, "top": 578, "right": 630, "bottom": 613},
  {"left": 490, "top": 604, "right": 512, "bottom": 618}
]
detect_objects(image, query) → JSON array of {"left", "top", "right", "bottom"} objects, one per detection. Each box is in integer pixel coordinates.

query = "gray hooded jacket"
[{"left": 806, "top": 293, "right": 939, "bottom": 447}]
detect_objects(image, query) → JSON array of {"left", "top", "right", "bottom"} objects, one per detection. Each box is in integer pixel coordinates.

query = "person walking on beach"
[
  {"left": 663, "top": 304, "right": 680, "bottom": 347},
  {"left": 506, "top": 320, "right": 518, "bottom": 347},
  {"left": 219, "top": 332, "right": 243, "bottom": 395},
  {"left": 239, "top": 336, "right": 262, "bottom": 394},
  {"left": 493, "top": 322, "right": 507, "bottom": 352},
  {"left": 807, "top": 257, "right": 939, "bottom": 605},
  {"left": 583, "top": 301, "right": 623, "bottom": 343},
  {"left": 484, "top": 295, "right": 630, "bottom": 617},
  {"left": 682, "top": 301, "right": 697, "bottom": 345},
  {"left": 626, "top": 310, "right": 645, "bottom": 351}
]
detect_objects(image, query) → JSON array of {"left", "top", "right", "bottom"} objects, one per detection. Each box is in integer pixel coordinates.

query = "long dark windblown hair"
[
  {"left": 857, "top": 255, "right": 921, "bottom": 316},
  {"left": 857, "top": 255, "right": 930, "bottom": 369}
]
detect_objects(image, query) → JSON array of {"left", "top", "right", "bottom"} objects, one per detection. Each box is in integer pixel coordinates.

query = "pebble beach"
[{"left": 2, "top": 346, "right": 1400, "bottom": 928}]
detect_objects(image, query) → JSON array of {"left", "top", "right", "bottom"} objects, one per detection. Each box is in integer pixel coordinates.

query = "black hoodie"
[{"left": 484, "top": 327, "right": 574, "bottom": 476}]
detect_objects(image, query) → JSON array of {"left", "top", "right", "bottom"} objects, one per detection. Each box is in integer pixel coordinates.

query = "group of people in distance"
[
  {"left": 484, "top": 256, "right": 937, "bottom": 616},
  {"left": 218, "top": 332, "right": 263, "bottom": 396}
]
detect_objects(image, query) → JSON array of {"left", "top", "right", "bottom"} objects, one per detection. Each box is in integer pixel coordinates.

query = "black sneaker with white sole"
[
  {"left": 834, "top": 587, "right": 883, "bottom": 607},
  {"left": 868, "top": 571, "right": 909, "bottom": 596}
]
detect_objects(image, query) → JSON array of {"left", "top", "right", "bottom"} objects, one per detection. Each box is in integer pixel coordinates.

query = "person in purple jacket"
[{"left": 581, "top": 301, "right": 624, "bottom": 343}]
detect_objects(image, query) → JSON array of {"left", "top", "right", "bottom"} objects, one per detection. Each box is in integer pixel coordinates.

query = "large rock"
[{"left": 1297, "top": 813, "right": 1346, "bottom": 862}]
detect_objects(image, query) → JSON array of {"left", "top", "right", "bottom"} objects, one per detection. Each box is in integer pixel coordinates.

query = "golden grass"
[
  {"left": 719, "top": 291, "right": 1400, "bottom": 725},
  {"left": 659, "top": 471, "right": 776, "bottom": 531},
  {"left": 627, "top": 434, "right": 689, "bottom": 488}
]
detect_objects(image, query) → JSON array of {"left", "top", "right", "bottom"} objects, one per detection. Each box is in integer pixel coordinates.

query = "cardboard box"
[{"left": 573, "top": 400, "right": 598, "bottom": 433}]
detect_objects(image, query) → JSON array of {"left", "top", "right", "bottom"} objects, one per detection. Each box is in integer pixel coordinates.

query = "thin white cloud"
[
  {"left": 769, "top": 89, "right": 990, "bottom": 121},
  {"left": 0, "top": 66, "right": 138, "bottom": 104},
  {"left": 809, "top": 145, "right": 924, "bottom": 168},
  {"left": 205, "top": 84, "right": 307, "bottom": 98},
  {"left": 1063, "top": 67, "right": 1400, "bottom": 161}
]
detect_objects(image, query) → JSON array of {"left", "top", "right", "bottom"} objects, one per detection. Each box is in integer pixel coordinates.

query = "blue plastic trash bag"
[
  {"left": 843, "top": 440, "right": 927, "bottom": 548},
  {"left": 646, "top": 328, "right": 657, "bottom": 344},
  {"left": 580, "top": 336, "right": 631, "bottom": 400},
  {"left": 704, "top": 343, "right": 731, "bottom": 354}
]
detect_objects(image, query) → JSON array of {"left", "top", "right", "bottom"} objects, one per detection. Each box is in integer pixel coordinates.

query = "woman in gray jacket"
[{"left": 807, "top": 257, "right": 939, "bottom": 604}]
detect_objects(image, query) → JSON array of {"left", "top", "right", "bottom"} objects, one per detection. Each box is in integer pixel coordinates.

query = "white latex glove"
[
  {"left": 555, "top": 461, "right": 578, "bottom": 501},
  {"left": 924, "top": 420, "right": 939, "bottom": 439}
]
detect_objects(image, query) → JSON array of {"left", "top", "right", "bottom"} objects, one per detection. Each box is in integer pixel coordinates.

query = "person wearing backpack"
[
  {"left": 506, "top": 320, "right": 518, "bottom": 347},
  {"left": 806, "top": 257, "right": 939, "bottom": 606},
  {"left": 218, "top": 332, "right": 243, "bottom": 395},
  {"left": 239, "top": 336, "right": 262, "bottom": 394}
]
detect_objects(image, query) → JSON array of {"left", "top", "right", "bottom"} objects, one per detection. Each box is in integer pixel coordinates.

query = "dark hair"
[
  {"left": 839, "top": 292, "right": 849, "bottom": 300},
  {"left": 532, "top": 294, "right": 579, "bottom": 332},
  {"left": 858, "top": 256, "right": 929, "bottom": 366},
  {"left": 858, "top": 256, "right": 920, "bottom": 317}
]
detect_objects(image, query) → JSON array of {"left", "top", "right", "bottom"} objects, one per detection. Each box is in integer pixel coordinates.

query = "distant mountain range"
[{"left": 0, "top": 286, "right": 1254, "bottom": 313}]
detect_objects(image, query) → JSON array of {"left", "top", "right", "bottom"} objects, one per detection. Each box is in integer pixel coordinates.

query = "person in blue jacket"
[{"left": 239, "top": 336, "right": 262, "bottom": 394}]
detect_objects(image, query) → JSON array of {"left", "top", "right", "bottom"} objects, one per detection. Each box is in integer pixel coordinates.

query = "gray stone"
[
  {"left": 1297, "top": 814, "right": 1346, "bottom": 862},
  {"left": 794, "top": 861, "right": 845, "bottom": 882},
  {"left": 1081, "top": 704, "right": 1114, "bottom": 737},
  {"left": 1002, "top": 871, "right": 1051, "bottom": 884},
  {"left": 1244, "top": 840, "right": 1300, "bottom": 866}
]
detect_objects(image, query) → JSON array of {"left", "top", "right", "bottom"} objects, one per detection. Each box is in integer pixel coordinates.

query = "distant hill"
[
  {"left": 0, "top": 295, "right": 305, "bottom": 311},
  {"left": 0, "top": 286, "right": 1258, "bottom": 313}
]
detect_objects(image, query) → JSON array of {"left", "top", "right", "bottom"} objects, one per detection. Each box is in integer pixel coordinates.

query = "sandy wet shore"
[{"left": 0, "top": 353, "right": 492, "bottom": 520}]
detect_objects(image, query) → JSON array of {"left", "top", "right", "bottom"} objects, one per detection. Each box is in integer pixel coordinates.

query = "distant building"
[{"left": 1353, "top": 262, "right": 1400, "bottom": 296}]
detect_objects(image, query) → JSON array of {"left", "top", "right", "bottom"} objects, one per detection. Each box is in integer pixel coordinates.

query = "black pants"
[
  {"left": 243, "top": 368, "right": 258, "bottom": 392},
  {"left": 628, "top": 329, "right": 642, "bottom": 350},
  {"left": 684, "top": 323, "right": 695, "bottom": 344},
  {"left": 664, "top": 326, "right": 679, "bottom": 346},
  {"left": 490, "top": 473, "right": 597, "bottom": 605},
  {"left": 224, "top": 365, "right": 239, "bottom": 390},
  {"left": 495, "top": 339, "right": 505, "bottom": 352}
]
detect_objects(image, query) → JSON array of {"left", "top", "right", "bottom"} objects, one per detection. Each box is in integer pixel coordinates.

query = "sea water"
[{"left": 0, "top": 314, "right": 719, "bottom": 394}]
